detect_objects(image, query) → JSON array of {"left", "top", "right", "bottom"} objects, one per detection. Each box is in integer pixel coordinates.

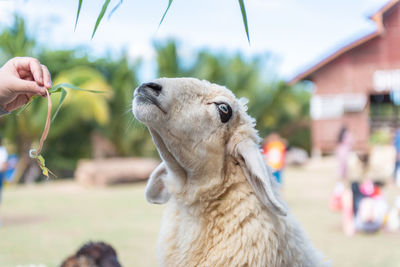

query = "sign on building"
[
  {"left": 373, "top": 69, "right": 400, "bottom": 92},
  {"left": 311, "top": 94, "right": 367, "bottom": 120}
]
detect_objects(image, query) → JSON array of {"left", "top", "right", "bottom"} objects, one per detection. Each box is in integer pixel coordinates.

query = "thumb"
[{"left": 11, "top": 78, "right": 47, "bottom": 96}]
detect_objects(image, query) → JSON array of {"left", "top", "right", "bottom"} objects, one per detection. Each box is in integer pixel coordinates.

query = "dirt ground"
[{"left": 0, "top": 154, "right": 399, "bottom": 266}]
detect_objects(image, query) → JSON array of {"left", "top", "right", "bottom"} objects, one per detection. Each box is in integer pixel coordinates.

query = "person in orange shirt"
[{"left": 262, "top": 133, "right": 286, "bottom": 184}]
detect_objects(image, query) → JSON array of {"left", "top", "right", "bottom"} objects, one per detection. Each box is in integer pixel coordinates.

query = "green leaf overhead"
[
  {"left": 238, "top": 0, "right": 250, "bottom": 43},
  {"left": 92, "top": 0, "right": 111, "bottom": 39},
  {"left": 74, "top": 0, "right": 83, "bottom": 31},
  {"left": 76, "top": 0, "right": 250, "bottom": 42},
  {"left": 159, "top": 0, "right": 174, "bottom": 28}
]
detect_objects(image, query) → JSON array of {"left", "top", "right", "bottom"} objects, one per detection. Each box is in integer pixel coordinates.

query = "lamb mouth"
[{"left": 135, "top": 92, "right": 167, "bottom": 114}]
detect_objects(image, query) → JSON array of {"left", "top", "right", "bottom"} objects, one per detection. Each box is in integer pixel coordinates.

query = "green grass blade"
[
  {"left": 48, "top": 84, "right": 64, "bottom": 94},
  {"left": 108, "top": 0, "right": 122, "bottom": 19},
  {"left": 74, "top": 0, "right": 83, "bottom": 31},
  {"left": 92, "top": 0, "right": 111, "bottom": 39},
  {"left": 51, "top": 88, "right": 67, "bottom": 123},
  {"left": 238, "top": 0, "right": 250, "bottom": 43},
  {"left": 53, "top": 83, "right": 104, "bottom": 93},
  {"left": 17, "top": 83, "right": 104, "bottom": 116},
  {"left": 159, "top": 0, "right": 173, "bottom": 28}
]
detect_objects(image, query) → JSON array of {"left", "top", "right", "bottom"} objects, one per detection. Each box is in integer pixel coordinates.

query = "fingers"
[
  {"left": 29, "top": 58, "right": 44, "bottom": 86},
  {"left": 41, "top": 64, "right": 52, "bottom": 88},
  {"left": 12, "top": 78, "right": 47, "bottom": 96},
  {"left": 11, "top": 57, "right": 52, "bottom": 88},
  {"left": 18, "top": 70, "right": 34, "bottom": 81}
]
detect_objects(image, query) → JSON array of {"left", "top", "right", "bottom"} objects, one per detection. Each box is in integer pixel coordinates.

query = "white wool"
[
  {"left": 238, "top": 97, "right": 249, "bottom": 111},
  {"left": 132, "top": 77, "right": 329, "bottom": 267}
]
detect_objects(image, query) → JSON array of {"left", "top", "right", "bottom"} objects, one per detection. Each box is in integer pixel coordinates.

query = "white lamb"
[{"left": 132, "top": 78, "right": 327, "bottom": 267}]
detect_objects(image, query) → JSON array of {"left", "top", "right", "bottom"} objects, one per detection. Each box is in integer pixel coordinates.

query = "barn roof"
[{"left": 288, "top": 0, "right": 400, "bottom": 85}]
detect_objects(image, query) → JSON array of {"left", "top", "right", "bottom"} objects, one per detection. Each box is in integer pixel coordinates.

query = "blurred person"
[
  {"left": 3, "top": 154, "right": 18, "bottom": 182},
  {"left": 330, "top": 126, "right": 354, "bottom": 211},
  {"left": 0, "top": 135, "right": 7, "bottom": 226},
  {"left": 0, "top": 57, "right": 52, "bottom": 114},
  {"left": 336, "top": 126, "right": 353, "bottom": 180},
  {"left": 393, "top": 128, "right": 400, "bottom": 186},
  {"left": 262, "top": 133, "right": 286, "bottom": 185},
  {"left": 342, "top": 180, "right": 388, "bottom": 236},
  {"left": 386, "top": 196, "right": 400, "bottom": 232}
]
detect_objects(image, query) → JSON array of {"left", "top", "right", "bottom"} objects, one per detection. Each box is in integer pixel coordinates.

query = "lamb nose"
[{"left": 143, "top": 82, "right": 162, "bottom": 96}]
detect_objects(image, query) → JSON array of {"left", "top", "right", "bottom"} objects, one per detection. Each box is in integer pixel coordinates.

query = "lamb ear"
[
  {"left": 145, "top": 162, "right": 171, "bottom": 204},
  {"left": 234, "top": 139, "right": 287, "bottom": 216}
]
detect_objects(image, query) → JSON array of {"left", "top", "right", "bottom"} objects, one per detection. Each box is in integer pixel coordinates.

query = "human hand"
[{"left": 0, "top": 57, "right": 52, "bottom": 112}]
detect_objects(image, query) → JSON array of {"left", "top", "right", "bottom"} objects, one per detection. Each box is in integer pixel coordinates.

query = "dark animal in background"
[{"left": 60, "top": 241, "right": 122, "bottom": 267}]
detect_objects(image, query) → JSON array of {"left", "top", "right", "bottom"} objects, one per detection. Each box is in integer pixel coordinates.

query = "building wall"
[{"left": 310, "top": 3, "right": 400, "bottom": 154}]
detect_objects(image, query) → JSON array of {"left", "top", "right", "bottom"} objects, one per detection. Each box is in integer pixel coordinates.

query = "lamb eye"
[{"left": 216, "top": 103, "right": 232, "bottom": 123}]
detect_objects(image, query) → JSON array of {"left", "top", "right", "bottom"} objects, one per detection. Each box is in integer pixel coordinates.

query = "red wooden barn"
[{"left": 290, "top": 0, "right": 400, "bottom": 155}]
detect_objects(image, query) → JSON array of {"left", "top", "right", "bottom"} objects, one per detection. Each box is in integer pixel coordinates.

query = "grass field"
[{"left": 0, "top": 157, "right": 399, "bottom": 267}]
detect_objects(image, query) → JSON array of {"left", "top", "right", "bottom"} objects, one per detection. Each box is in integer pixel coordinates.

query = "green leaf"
[
  {"left": 37, "top": 154, "right": 55, "bottom": 177},
  {"left": 37, "top": 154, "right": 49, "bottom": 176},
  {"left": 51, "top": 83, "right": 104, "bottom": 93},
  {"left": 238, "top": 0, "right": 250, "bottom": 43},
  {"left": 42, "top": 167, "right": 49, "bottom": 177},
  {"left": 92, "top": 0, "right": 111, "bottom": 39},
  {"left": 37, "top": 154, "right": 45, "bottom": 166},
  {"left": 51, "top": 87, "right": 67, "bottom": 123},
  {"left": 74, "top": 0, "right": 83, "bottom": 31},
  {"left": 17, "top": 83, "right": 104, "bottom": 116},
  {"left": 159, "top": 0, "right": 173, "bottom": 28},
  {"left": 48, "top": 83, "right": 104, "bottom": 122}
]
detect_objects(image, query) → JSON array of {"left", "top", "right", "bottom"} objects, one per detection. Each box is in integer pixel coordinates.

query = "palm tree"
[
  {"left": 154, "top": 40, "right": 188, "bottom": 77},
  {"left": 0, "top": 14, "right": 35, "bottom": 62}
]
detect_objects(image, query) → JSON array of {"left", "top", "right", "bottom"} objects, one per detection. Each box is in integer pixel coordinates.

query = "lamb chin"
[{"left": 132, "top": 100, "right": 157, "bottom": 123}]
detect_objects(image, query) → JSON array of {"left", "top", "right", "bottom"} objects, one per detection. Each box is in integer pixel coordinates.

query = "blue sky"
[{"left": 0, "top": 0, "right": 390, "bottom": 81}]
